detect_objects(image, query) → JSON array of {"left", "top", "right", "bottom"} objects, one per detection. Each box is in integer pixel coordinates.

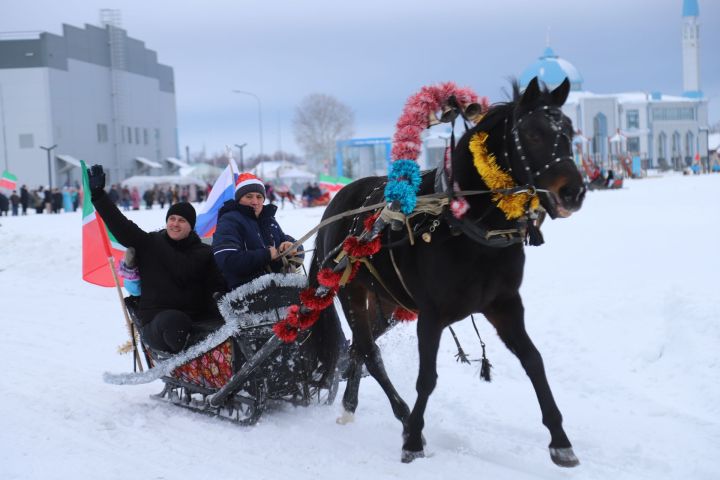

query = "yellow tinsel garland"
[{"left": 468, "top": 132, "right": 539, "bottom": 220}]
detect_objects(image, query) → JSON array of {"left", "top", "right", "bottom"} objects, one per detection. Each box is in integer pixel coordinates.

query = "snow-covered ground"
[{"left": 1, "top": 173, "right": 718, "bottom": 480}]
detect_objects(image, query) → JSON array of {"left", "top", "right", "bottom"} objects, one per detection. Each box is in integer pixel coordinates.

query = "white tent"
[
  {"left": 178, "top": 164, "right": 224, "bottom": 183},
  {"left": 252, "top": 161, "right": 315, "bottom": 182}
]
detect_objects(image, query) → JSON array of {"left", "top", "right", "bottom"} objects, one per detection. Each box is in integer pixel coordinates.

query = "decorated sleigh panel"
[{"left": 171, "top": 339, "right": 234, "bottom": 390}]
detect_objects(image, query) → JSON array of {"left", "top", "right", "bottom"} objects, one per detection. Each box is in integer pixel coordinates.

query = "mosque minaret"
[{"left": 682, "top": 0, "right": 702, "bottom": 98}]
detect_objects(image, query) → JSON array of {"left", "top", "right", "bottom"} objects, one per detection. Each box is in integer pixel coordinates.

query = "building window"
[
  {"left": 671, "top": 132, "right": 681, "bottom": 158},
  {"left": 135, "top": 127, "right": 140, "bottom": 144},
  {"left": 143, "top": 128, "right": 149, "bottom": 145},
  {"left": 658, "top": 132, "right": 667, "bottom": 160},
  {"left": 592, "top": 113, "right": 607, "bottom": 162},
  {"left": 19, "top": 133, "right": 34, "bottom": 149},
  {"left": 127, "top": 127, "right": 132, "bottom": 144},
  {"left": 652, "top": 107, "right": 695, "bottom": 121},
  {"left": 97, "top": 124, "right": 109, "bottom": 143},
  {"left": 626, "top": 137, "right": 640, "bottom": 154},
  {"left": 626, "top": 110, "right": 639, "bottom": 130},
  {"left": 685, "top": 131, "right": 694, "bottom": 159}
]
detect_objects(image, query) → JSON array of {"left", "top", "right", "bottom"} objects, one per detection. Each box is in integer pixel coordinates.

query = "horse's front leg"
[
  {"left": 485, "top": 295, "right": 579, "bottom": 467},
  {"left": 401, "top": 315, "right": 443, "bottom": 463}
]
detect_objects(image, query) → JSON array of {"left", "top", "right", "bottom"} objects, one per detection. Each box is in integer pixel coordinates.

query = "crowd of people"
[
  {"left": 0, "top": 177, "right": 334, "bottom": 218},
  {"left": 0, "top": 185, "right": 81, "bottom": 216},
  {"left": 0, "top": 182, "right": 217, "bottom": 217}
]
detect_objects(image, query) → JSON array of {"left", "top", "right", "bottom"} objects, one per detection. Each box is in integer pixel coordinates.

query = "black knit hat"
[{"left": 166, "top": 202, "right": 196, "bottom": 229}]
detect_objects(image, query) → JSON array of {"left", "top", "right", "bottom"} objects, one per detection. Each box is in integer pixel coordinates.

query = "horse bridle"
[{"left": 505, "top": 105, "right": 576, "bottom": 188}]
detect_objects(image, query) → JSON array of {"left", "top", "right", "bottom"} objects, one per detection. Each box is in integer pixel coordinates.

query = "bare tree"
[{"left": 293, "top": 93, "right": 354, "bottom": 174}]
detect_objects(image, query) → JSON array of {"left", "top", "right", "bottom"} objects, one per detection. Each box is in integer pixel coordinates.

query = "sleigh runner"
[{"left": 117, "top": 273, "right": 340, "bottom": 425}]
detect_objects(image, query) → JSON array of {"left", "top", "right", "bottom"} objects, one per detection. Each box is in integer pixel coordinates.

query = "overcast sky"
[{"left": 2, "top": 0, "right": 718, "bottom": 159}]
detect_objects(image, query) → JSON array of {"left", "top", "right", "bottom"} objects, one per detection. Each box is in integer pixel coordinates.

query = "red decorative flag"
[
  {"left": 80, "top": 161, "right": 125, "bottom": 287},
  {"left": 0, "top": 170, "right": 17, "bottom": 190}
]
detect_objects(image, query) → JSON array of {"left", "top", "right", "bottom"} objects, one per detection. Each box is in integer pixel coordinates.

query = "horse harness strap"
[
  {"left": 333, "top": 247, "right": 417, "bottom": 314},
  {"left": 434, "top": 164, "right": 533, "bottom": 248}
]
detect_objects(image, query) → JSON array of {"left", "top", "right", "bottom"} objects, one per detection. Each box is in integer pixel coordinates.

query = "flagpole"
[
  {"left": 226, "top": 145, "right": 236, "bottom": 176},
  {"left": 94, "top": 210, "right": 144, "bottom": 372},
  {"left": 107, "top": 254, "right": 145, "bottom": 372}
]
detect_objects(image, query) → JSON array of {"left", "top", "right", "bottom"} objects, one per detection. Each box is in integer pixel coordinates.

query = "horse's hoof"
[
  {"left": 401, "top": 449, "right": 425, "bottom": 463},
  {"left": 336, "top": 410, "right": 355, "bottom": 425},
  {"left": 549, "top": 447, "right": 580, "bottom": 467}
]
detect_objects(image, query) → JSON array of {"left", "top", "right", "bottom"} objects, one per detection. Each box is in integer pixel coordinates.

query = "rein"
[{"left": 278, "top": 185, "right": 550, "bottom": 260}]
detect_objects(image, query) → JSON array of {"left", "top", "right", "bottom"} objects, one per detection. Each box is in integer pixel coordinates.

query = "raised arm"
[{"left": 88, "top": 165, "right": 149, "bottom": 248}]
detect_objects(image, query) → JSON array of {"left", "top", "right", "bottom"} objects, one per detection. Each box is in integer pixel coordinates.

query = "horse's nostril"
[{"left": 559, "top": 185, "right": 585, "bottom": 207}]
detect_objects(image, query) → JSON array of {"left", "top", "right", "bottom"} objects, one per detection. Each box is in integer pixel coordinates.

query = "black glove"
[{"left": 88, "top": 164, "right": 106, "bottom": 199}]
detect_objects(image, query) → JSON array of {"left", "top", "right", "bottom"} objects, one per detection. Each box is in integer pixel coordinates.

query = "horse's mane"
[
  {"left": 475, "top": 79, "right": 557, "bottom": 132},
  {"left": 474, "top": 80, "right": 521, "bottom": 132}
]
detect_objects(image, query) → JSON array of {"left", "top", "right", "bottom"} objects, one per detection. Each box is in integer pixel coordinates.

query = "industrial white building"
[{"left": 0, "top": 12, "right": 179, "bottom": 188}]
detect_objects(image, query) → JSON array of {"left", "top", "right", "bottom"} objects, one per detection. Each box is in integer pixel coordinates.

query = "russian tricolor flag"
[{"left": 195, "top": 158, "right": 240, "bottom": 238}]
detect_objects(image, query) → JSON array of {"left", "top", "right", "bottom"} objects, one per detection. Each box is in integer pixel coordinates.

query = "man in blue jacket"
[{"left": 212, "top": 173, "right": 299, "bottom": 290}]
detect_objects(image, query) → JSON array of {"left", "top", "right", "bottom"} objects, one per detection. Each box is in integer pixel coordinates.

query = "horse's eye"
[{"left": 524, "top": 131, "right": 542, "bottom": 143}]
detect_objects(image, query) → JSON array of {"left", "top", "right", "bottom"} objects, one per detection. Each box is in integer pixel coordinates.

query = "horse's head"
[{"left": 511, "top": 77, "right": 585, "bottom": 219}]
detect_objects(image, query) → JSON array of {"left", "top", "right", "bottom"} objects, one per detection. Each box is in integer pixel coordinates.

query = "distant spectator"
[
  {"left": 143, "top": 188, "right": 155, "bottom": 209},
  {"left": 44, "top": 187, "right": 52, "bottom": 213},
  {"left": 121, "top": 187, "right": 131, "bottom": 211},
  {"left": 33, "top": 187, "right": 44, "bottom": 214},
  {"left": 51, "top": 188, "right": 63, "bottom": 213},
  {"left": 10, "top": 190, "right": 20, "bottom": 216},
  {"left": 108, "top": 185, "right": 120, "bottom": 205},
  {"left": 156, "top": 187, "right": 167, "bottom": 209},
  {"left": 0, "top": 191, "right": 9, "bottom": 216},
  {"left": 131, "top": 187, "right": 141, "bottom": 210},
  {"left": 20, "top": 185, "right": 30, "bottom": 215},
  {"left": 265, "top": 183, "right": 276, "bottom": 205},
  {"left": 71, "top": 187, "right": 79, "bottom": 211},
  {"left": 62, "top": 187, "right": 73, "bottom": 212}
]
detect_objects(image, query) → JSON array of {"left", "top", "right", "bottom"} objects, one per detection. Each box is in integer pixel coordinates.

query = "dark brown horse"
[{"left": 310, "top": 77, "right": 586, "bottom": 466}]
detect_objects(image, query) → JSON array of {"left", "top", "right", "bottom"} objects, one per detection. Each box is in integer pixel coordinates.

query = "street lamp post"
[
  {"left": 234, "top": 143, "right": 247, "bottom": 171},
  {"left": 0, "top": 83, "right": 8, "bottom": 172},
  {"left": 232, "top": 90, "right": 264, "bottom": 177},
  {"left": 40, "top": 144, "right": 58, "bottom": 189}
]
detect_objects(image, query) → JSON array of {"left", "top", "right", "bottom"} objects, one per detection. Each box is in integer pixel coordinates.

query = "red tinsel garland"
[
  {"left": 343, "top": 236, "right": 382, "bottom": 258},
  {"left": 390, "top": 82, "right": 486, "bottom": 162},
  {"left": 392, "top": 307, "right": 418, "bottom": 322},
  {"left": 300, "top": 286, "right": 338, "bottom": 310},
  {"left": 273, "top": 319, "right": 299, "bottom": 342}
]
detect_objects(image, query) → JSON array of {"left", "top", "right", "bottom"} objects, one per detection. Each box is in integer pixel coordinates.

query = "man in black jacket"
[
  {"left": 20, "top": 185, "right": 30, "bottom": 215},
  {"left": 88, "top": 164, "right": 227, "bottom": 353}
]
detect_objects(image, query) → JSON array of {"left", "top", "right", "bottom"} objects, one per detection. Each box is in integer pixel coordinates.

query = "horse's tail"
[
  {"left": 307, "top": 248, "right": 345, "bottom": 387},
  {"left": 310, "top": 301, "right": 343, "bottom": 386}
]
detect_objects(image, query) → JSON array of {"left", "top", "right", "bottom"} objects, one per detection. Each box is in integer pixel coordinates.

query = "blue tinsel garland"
[{"left": 384, "top": 159, "right": 421, "bottom": 215}]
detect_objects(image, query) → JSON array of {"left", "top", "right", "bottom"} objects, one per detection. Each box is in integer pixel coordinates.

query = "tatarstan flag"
[
  {"left": 318, "top": 174, "right": 352, "bottom": 194},
  {"left": 0, "top": 170, "right": 17, "bottom": 190},
  {"left": 80, "top": 161, "right": 125, "bottom": 287}
]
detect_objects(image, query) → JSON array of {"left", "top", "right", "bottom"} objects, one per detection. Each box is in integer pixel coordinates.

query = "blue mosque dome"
[
  {"left": 519, "top": 46, "right": 584, "bottom": 92},
  {"left": 682, "top": 0, "right": 699, "bottom": 17}
]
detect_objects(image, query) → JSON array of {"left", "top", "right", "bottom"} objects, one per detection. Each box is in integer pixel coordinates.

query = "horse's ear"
[
  {"left": 550, "top": 78, "right": 571, "bottom": 106},
  {"left": 520, "top": 77, "right": 540, "bottom": 107}
]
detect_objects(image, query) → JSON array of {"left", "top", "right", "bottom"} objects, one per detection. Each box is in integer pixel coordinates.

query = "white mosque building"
[{"left": 519, "top": 0, "right": 710, "bottom": 174}]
